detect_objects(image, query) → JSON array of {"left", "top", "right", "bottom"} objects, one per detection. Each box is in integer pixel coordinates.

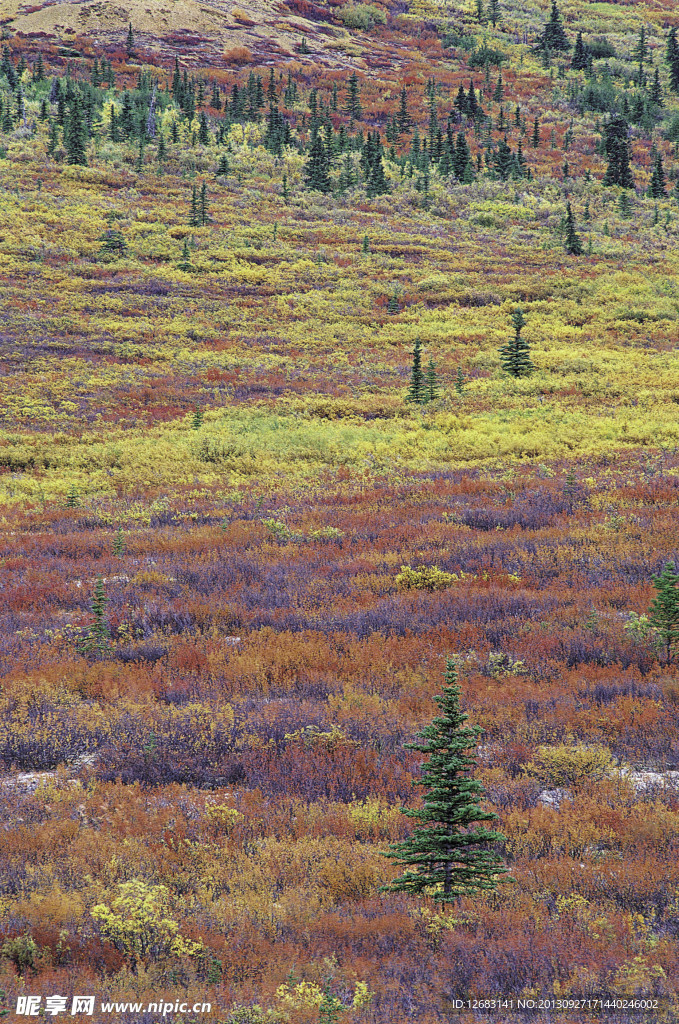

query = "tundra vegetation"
[{"left": 1, "top": 0, "right": 679, "bottom": 1019}]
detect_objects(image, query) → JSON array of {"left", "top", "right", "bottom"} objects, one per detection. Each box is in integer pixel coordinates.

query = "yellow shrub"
[
  {"left": 395, "top": 564, "right": 456, "bottom": 591},
  {"left": 523, "top": 743, "right": 616, "bottom": 787}
]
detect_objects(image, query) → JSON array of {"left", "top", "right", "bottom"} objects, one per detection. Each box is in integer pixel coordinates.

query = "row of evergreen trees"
[
  {"left": 404, "top": 309, "right": 533, "bottom": 407},
  {"left": 0, "top": 39, "right": 676, "bottom": 196}
]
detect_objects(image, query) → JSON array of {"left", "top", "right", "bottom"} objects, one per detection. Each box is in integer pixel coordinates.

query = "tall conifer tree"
[{"left": 382, "top": 658, "right": 508, "bottom": 903}]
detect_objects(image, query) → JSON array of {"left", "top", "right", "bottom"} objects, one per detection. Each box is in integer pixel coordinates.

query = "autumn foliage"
[{"left": 1, "top": 0, "right": 679, "bottom": 1019}]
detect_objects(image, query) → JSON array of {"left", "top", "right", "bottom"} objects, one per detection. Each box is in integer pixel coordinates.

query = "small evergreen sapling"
[
  {"left": 499, "top": 309, "right": 533, "bottom": 377},
  {"left": 178, "top": 238, "right": 193, "bottom": 271},
  {"left": 387, "top": 290, "right": 400, "bottom": 314},
  {"left": 382, "top": 658, "right": 509, "bottom": 902},
  {"left": 113, "top": 527, "right": 125, "bottom": 558},
  {"left": 406, "top": 337, "right": 425, "bottom": 404},
  {"left": 564, "top": 201, "right": 583, "bottom": 255},
  {"left": 80, "top": 577, "right": 110, "bottom": 655},
  {"left": 424, "top": 357, "right": 441, "bottom": 402},
  {"left": 648, "top": 562, "right": 679, "bottom": 664}
]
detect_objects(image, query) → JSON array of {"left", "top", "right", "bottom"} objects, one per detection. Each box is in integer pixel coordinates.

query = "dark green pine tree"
[
  {"left": 602, "top": 116, "right": 634, "bottom": 189},
  {"left": 649, "top": 66, "right": 663, "bottom": 106},
  {"left": 571, "top": 32, "right": 589, "bottom": 71},
  {"left": 631, "top": 25, "right": 649, "bottom": 85},
  {"left": 666, "top": 28, "right": 679, "bottom": 93},
  {"left": 492, "top": 137, "right": 513, "bottom": 180},
  {"left": 367, "top": 153, "right": 389, "bottom": 197},
  {"left": 198, "top": 110, "right": 210, "bottom": 145},
  {"left": 424, "top": 357, "right": 441, "bottom": 402},
  {"left": 454, "top": 84, "right": 468, "bottom": 117},
  {"left": 64, "top": 96, "right": 88, "bottom": 165},
  {"left": 126, "top": 22, "right": 135, "bottom": 57},
  {"left": 33, "top": 52, "right": 45, "bottom": 83},
  {"left": 564, "top": 201, "right": 583, "bottom": 255},
  {"left": 531, "top": 116, "right": 541, "bottom": 148},
  {"left": 649, "top": 563, "right": 679, "bottom": 664},
  {"left": 406, "top": 337, "right": 426, "bottom": 404},
  {"left": 304, "top": 132, "right": 332, "bottom": 193},
  {"left": 488, "top": 0, "right": 500, "bottom": 29},
  {"left": 210, "top": 80, "right": 222, "bottom": 109},
  {"left": 398, "top": 86, "right": 411, "bottom": 135},
  {"left": 499, "top": 308, "right": 533, "bottom": 377},
  {"left": 216, "top": 153, "right": 229, "bottom": 176},
  {"left": 382, "top": 658, "right": 509, "bottom": 903},
  {"left": 199, "top": 182, "right": 208, "bottom": 225},
  {"left": 119, "top": 91, "right": 135, "bottom": 138},
  {"left": 538, "top": 0, "right": 569, "bottom": 53},
  {"left": 466, "top": 80, "right": 481, "bottom": 121},
  {"left": 80, "top": 577, "right": 110, "bottom": 654},
  {"left": 387, "top": 290, "right": 400, "bottom": 314},
  {"left": 178, "top": 237, "right": 193, "bottom": 271},
  {"left": 453, "top": 132, "right": 472, "bottom": 181},
  {"left": 648, "top": 154, "right": 666, "bottom": 198},
  {"left": 345, "top": 71, "right": 362, "bottom": 120},
  {"left": 189, "top": 184, "right": 200, "bottom": 226}
]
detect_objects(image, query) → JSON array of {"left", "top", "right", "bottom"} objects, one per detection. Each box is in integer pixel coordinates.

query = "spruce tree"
[
  {"left": 304, "top": 133, "right": 331, "bottom": 193},
  {"left": 80, "top": 577, "right": 110, "bottom": 655},
  {"left": 602, "top": 116, "right": 634, "bottom": 189},
  {"left": 492, "top": 137, "right": 513, "bottom": 180},
  {"left": 382, "top": 658, "right": 508, "bottom": 903},
  {"left": 424, "top": 357, "right": 441, "bottom": 402},
  {"left": 631, "top": 25, "right": 649, "bottom": 85},
  {"left": 113, "top": 526, "right": 126, "bottom": 558},
  {"left": 666, "top": 27, "right": 679, "bottom": 93},
  {"left": 345, "top": 71, "right": 362, "bottom": 120},
  {"left": 198, "top": 110, "right": 210, "bottom": 145},
  {"left": 499, "top": 308, "right": 532, "bottom": 377},
  {"left": 178, "top": 237, "right": 193, "bottom": 270},
  {"left": 387, "top": 290, "right": 400, "bottom": 314},
  {"left": 64, "top": 96, "right": 87, "bottom": 165},
  {"left": 649, "top": 66, "right": 663, "bottom": 106},
  {"left": 33, "top": 52, "right": 45, "bottom": 83},
  {"left": 406, "top": 337, "right": 426, "bottom": 404},
  {"left": 648, "top": 154, "right": 666, "bottom": 198},
  {"left": 126, "top": 23, "right": 135, "bottom": 57},
  {"left": 649, "top": 563, "right": 679, "bottom": 664},
  {"left": 199, "top": 182, "right": 208, "bottom": 225},
  {"left": 538, "top": 0, "right": 569, "bottom": 53},
  {"left": 453, "top": 132, "right": 471, "bottom": 181},
  {"left": 564, "top": 201, "right": 583, "bottom": 255},
  {"left": 189, "top": 184, "right": 200, "bottom": 226},
  {"left": 488, "top": 0, "right": 500, "bottom": 29},
  {"left": 398, "top": 86, "right": 411, "bottom": 135},
  {"left": 571, "top": 32, "right": 589, "bottom": 71}
]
